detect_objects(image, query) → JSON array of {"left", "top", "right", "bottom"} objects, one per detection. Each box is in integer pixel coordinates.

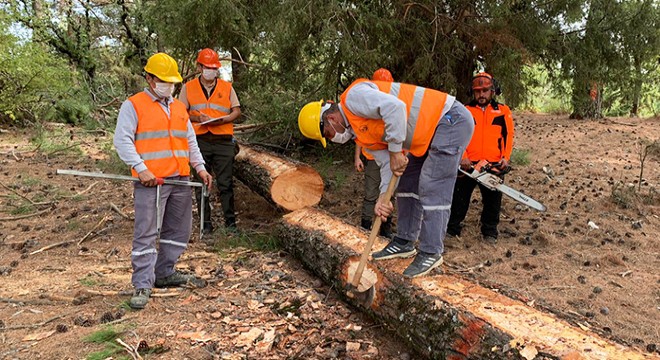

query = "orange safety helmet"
[
  {"left": 472, "top": 72, "right": 494, "bottom": 90},
  {"left": 372, "top": 68, "right": 393, "bottom": 82},
  {"left": 197, "top": 48, "right": 221, "bottom": 69}
]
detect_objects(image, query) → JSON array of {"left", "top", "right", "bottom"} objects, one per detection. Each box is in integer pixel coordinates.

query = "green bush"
[{"left": 510, "top": 148, "right": 531, "bottom": 166}]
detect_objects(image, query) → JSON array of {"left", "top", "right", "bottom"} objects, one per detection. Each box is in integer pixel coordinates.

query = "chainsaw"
[{"left": 458, "top": 160, "right": 547, "bottom": 212}]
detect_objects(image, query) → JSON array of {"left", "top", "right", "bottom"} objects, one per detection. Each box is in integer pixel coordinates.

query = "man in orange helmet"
[
  {"left": 446, "top": 72, "right": 514, "bottom": 244},
  {"left": 114, "top": 52, "right": 213, "bottom": 309},
  {"left": 179, "top": 48, "right": 242, "bottom": 234},
  {"left": 354, "top": 68, "right": 395, "bottom": 237}
]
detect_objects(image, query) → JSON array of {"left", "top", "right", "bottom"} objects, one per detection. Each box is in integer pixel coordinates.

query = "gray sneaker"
[
  {"left": 402, "top": 252, "right": 443, "bottom": 278},
  {"left": 372, "top": 237, "right": 416, "bottom": 260},
  {"left": 130, "top": 288, "right": 152, "bottom": 309},
  {"left": 155, "top": 271, "right": 207, "bottom": 288}
]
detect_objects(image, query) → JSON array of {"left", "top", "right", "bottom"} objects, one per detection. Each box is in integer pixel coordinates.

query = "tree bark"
[
  {"left": 279, "top": 208, "right": 654, "bottom": 360},
  {"left": 233, "top": 145, "right": 324, "bottom": 212}
]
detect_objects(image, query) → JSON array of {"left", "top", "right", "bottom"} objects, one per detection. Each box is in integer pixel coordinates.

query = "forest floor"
[{"left": 0, "top": 113, "right": 659, "bottom": 359}]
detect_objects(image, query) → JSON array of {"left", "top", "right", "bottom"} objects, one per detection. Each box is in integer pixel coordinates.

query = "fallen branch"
[
  {"left": 45, "top": 142, "right": 83, "bottom": 158},
  {"left": 0, "top": 314, "right": 65, "bottom": 331},
  {"left": 0, "top": 208, "right": 53, "bottom": 222},
  {"left": 234, "top": 122, "right": 278, "bottom": 132},
  {"left": 116, "top": 338, "right": 143, "bottom": 360},
  {"left": 78, "top": 215, "right": 112, "bottom": 246},
  {"left": 110, "top": 202, "right": 131, "bottom": 219},
  {"left": 0, "top": 182, "right": 54, "bottom": 207},
  {"left": 85, "top": 289, "right": 182, "bottom": 297},
  {"left": 0, "top": 297, "right": 54, "bottom": 306},
  {"left": 61, "top": 181, "right": 99, "bottom": 198},
  {"left": 30, "top": 240, "right": 73, "bottom": 255}
]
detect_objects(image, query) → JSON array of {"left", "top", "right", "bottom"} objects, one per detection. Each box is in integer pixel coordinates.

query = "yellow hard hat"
[
  {"left": 298, "top": 100, "right": 327, "bottom": 148},
  {"left": 144, "top": 53, "right": 183, "bottom": 83}
]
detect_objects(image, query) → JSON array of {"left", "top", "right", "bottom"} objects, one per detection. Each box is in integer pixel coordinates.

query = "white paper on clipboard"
[{"left": 199, "top": 116, "right": 226, "bottom": 125}]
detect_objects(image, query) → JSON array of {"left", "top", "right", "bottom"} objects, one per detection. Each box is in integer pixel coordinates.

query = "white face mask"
[
  {"left": 329, "top": 121, "right": 353, "bottom": 144},
  {"left": 202, "top": 69, "right": 218, "bottom": 80},
  {"left": 153, "top": 82, "right": 174, "bottom": 98}
]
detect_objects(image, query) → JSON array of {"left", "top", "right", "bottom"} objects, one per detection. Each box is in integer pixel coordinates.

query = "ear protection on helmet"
[{"left": 468, "top": 72, "right": 502, "bottom": 97}]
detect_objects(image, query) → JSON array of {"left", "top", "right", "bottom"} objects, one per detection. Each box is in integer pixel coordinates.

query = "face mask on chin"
[
  {"left": 153, "top": 82, "right": 175, "bottom": 99},
  {"left": 329, "top": 120, "right": 352, "bottom": 144},
  {"left": 202, "top": 69, "right": 217, "bottom": 81}
]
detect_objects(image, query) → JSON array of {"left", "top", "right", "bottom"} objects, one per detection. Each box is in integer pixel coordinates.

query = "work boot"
[
  {"left": 155, "top": 271, "right": 207, "bottom": 288},
  {"left": 482, "top": 235, "right": 497, "bottom": 245},
  {"left": 402, "top": 252, "right": 443, "bottom": 278},
  {"left": 372, "top": 237, "right": 416, "bottom": 261},
  {"left": 379, "top": 217, "right": 393, "bottom": 239},
  {"left": 202, "top": 222, "right": 214, "bottom": 235},
  {"left": 360, "top": 218, "right": 372, "bottom": 231},
  {"left": 129, "top": 288, "right": 152, "bottom": 310}
]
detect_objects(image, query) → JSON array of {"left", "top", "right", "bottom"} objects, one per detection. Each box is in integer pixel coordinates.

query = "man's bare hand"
[
  {"left": 138, "top": 169, "right": 158, "bottom": 187},
  {"left": 460, "top": 158, "right": 473, "bottom": 171},
  {"left": 389, "top": 152, "right": 408, "bottom": 177},
  {"left": 198, "top": 170, "right": 213, "bottom": 188},
  {"left": 354, "top": 157, "right": 364, "bottom": 172},
  {"left": 374, "top": 193, "right": 394, "bottom": 222}
]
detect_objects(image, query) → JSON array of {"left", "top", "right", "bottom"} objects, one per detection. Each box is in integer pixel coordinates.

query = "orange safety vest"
[
  {"left": 128, "top": 92, "right": 191, "bottom": 178},
  {"left": 464, "top": 101, "right": 514, "bottom": 163},
  {"left": 340, "top": 79, "right": 448, "bottom": 157},
  {"left": 186, "top": 78, "right": 234, "bottom": 136}
]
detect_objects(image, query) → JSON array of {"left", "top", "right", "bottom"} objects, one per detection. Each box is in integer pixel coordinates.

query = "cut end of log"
[
  {"left": 344, "top": 257, "right": 379, "bottom": 293},
  {"left": 271, "top": 167, "right": 323, "bottom": 211}
]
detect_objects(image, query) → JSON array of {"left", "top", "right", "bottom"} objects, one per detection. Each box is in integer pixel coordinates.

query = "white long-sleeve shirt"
[
  {"left": 114, "top": 89, "right": 206, "bottom": 175},
  {"left": 341, "top": 81, "right": 455, "bottom": 193}
]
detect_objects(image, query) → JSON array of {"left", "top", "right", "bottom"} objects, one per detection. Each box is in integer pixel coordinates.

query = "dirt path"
[
  {"left": 1, "top": 114, "right": 659, "bottom": 358},
  {"left": 0, "top": 129, "right": 408, "bottom": 359}
]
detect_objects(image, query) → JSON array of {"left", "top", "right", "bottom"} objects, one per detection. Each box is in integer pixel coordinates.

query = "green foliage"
[
  {"left": 212, "top": 230, "right": 280, "bottom": 253},
  {"left": 97, "top": 141, "right": 131, "bottom": 176},
  {"left": 29, "top": 127, "right": 83, "bottom": 157},
  {"left": 84, "top": 327, "right": 123, "bottom": 344},
  {"left": 0, "top": 17, "right": 78, "bottom": 125},
  {"left": 78, "top": 276, "right": 98, "bottom": 287},
  {"left": 84, "top": 327, "right": 128, "bottom": 360},
  {"left": 510, "top": 148, "right": 531, "bottom": 167}
]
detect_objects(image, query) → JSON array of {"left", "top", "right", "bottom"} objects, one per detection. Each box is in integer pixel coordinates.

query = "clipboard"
[{"left": 198, "top": 116, "right": 225, "bottom": 125}]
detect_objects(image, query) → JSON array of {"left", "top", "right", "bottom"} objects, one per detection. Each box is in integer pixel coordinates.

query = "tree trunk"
[
  {"left": 279, "top": 208, "right": 654, "bottom": 360},
  {"left": 233, "top": 145, "right": 324, "bottom": 212}
]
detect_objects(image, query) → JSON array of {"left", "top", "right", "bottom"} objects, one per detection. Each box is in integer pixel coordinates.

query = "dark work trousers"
[
  {"left": 194, "top": 134, "right": 236, "bottom": 227},
  {"left": 361, "top": 158, "right": 381, "bottom": 222},
  {"left": 446, "top": 174, "right": 503, "bottom": 238}
]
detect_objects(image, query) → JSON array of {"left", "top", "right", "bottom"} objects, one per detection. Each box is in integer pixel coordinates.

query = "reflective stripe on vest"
[
  {"left": 128, "top": 92, "right": 191, "bottom": 178},
  {"left": 185, "top": 78, "right": 234, "bottom": 136},
  {"left": 340, "top": 79, "right": 448, "bottom": 157}
]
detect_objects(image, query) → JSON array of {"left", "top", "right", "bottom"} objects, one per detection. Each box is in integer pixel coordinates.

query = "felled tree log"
[
  {"left": 234, "top": 145, "right": 324, "bottom": 211},
  {"left": 279, "top": 208, "right": 653, "bottom": 360}
]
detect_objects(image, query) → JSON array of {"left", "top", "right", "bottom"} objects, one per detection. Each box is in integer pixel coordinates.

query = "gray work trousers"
[
  {"left": 395, "top": 102, "right": 474, "bottom": 255},
  {"left": 131, "top": 176, "right": 193, "bottom": 289}
]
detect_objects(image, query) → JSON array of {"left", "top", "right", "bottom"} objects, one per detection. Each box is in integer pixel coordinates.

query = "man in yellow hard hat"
[
  {"left": 298, "top": 79, "right": 474, "bottom": 278},
  {"left": 179, "top": 48, "right": 242, "bottom": 234},
  {"left": 114, "top": 52, "right": 213, "bottom": 309}
]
